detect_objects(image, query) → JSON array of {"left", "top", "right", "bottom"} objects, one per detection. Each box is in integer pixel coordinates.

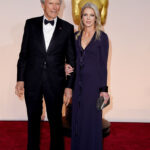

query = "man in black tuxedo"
[{"left": 15, "top": 0, "right": 75, "bottom": 149}]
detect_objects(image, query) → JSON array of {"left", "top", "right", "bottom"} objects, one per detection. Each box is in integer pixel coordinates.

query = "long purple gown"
[{"left": 71, "top": 31, "right": 109, "bottom": 150}]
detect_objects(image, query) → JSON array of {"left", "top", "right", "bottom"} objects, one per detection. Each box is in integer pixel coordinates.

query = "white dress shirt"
[{"left": 43, "top": 16, "right": 57, "bottom": 51}]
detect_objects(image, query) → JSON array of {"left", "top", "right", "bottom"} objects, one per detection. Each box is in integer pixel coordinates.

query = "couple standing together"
[{"left": 15, "top": 0, "right": 109, "bottom": 150}]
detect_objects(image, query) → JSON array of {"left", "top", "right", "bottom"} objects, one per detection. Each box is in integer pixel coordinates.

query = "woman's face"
[{"left": 82, "top": 7, "right": 96, "bottom": 28}]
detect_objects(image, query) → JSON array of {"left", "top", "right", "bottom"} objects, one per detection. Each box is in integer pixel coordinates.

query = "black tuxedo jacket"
[{"left": 17, "top": 16, "right": 76, "bottom": 91}]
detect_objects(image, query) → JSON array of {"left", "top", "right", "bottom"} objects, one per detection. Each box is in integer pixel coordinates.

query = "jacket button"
[{"left": 43, "top": 61, "right": 47, "bottom": 69}]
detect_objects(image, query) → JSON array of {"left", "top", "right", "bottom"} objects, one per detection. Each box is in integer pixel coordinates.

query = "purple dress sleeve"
[{"left": 99, "top": 32, "right": 109, "bottom": 92}]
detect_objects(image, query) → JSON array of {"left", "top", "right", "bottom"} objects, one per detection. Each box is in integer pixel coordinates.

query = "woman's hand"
[
  {"left": 65, "top": 64, "right": 74, "bottom": 76},
  {"left": 100, "top": 92, "right": 110, "bottom": 104},
  {"left": 64, "top": 88, "right": 72, "bottom": 106}
]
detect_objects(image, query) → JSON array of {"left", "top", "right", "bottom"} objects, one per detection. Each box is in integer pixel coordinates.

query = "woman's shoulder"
[{"left": 100, "top": 30, "right": 108, "bottom": 40}]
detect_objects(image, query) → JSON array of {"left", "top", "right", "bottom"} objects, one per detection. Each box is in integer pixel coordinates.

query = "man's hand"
[
  {"left": 100, "top": 92, "right": 110, "bottom": 104},
  {"left": 15, "top": 81, "right": 24, "bottom": 98},
  {"left": 64, "top": 88, "right": 72, "bottom": 106}
]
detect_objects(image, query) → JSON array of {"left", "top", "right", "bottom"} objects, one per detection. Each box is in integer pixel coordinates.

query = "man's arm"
[
  {"left": 64, "top": 25, "right": 76, "bottom": 106},
  {"left": 17, "top": 20, "right": 30, "bottom": 81},
  {"left": 65, "top": 25, "right": 76, "bottom": 89},
  {"left": 15, "top": 20, "right": 30, "bottom": 97}
]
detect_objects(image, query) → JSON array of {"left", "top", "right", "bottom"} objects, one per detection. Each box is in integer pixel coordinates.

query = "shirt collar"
[{"left": 43, "top": 16, "right": 57, "bottom": 26}]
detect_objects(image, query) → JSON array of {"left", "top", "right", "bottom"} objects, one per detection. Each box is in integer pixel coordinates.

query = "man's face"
[{"left": 42, "top": 0, "right": 61, "bottom": 20}]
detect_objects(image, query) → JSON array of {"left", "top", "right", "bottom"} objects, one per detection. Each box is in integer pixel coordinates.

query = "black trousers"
[{"left": 25, "top": 70, "right": 64, "bottom": 150}]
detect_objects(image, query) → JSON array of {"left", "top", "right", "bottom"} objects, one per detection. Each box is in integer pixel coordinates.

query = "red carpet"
[{"left": 0, "top": 121, "right": 150, "bottom": 150}]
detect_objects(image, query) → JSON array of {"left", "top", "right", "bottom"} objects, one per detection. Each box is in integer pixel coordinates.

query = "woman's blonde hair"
[{"left": 76, "top": 2, "right": 101, "bottom": 40}]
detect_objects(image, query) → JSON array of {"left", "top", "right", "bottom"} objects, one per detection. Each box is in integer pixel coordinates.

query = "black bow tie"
[{"left": 44, "top": 19, "right": 54, "bottom": 26}]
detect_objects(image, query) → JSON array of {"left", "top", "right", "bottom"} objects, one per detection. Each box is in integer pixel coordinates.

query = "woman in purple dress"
[{"left": 66, "top": 2, "right": 110, "bottom": 150}]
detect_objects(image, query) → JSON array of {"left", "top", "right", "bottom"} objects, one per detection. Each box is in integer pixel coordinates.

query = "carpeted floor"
[{"left": 0, "top": 121, "right": 150, "bottom": 150}]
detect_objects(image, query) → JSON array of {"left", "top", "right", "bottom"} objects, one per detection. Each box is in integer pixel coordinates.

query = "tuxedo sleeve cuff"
[
  {"left": 65, "top": 82, "right": 74, "bottom": 89},
  {"left": 99, "top": 86, "right": 108, "bottom": 92},
  {"left": 65, "top": 74, "right": 75, "bottom": 89}
]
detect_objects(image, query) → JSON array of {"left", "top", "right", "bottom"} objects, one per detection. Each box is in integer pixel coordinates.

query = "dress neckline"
[{"left": 80, "top": 31, "right": 96, "bottom": 51}]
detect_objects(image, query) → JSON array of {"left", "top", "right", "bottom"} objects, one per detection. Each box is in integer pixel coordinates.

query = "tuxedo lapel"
[
  {"left": 36, "top": 16, "right": 47, "bottom": 54},
  {"left": 47, "top": 17, "right": 63, "bottom": 54}
]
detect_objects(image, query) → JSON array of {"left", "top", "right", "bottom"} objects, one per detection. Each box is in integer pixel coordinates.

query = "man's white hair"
[{"left": 40, "top": 0, "right": 62, "bottom": 4}]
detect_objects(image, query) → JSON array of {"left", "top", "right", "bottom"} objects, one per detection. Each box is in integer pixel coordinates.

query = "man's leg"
[
  {"left": 46, "top": 99, "right": 64, "bottom": 150},
  {"left": 25, "top": 87, "right": 43, "bottom": 150},
  {"left": 46, "top": 101, "right": 64, "bottom": 150},
  {"left": 42, "top": 71, "right": 64, "bottom": 150}
]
